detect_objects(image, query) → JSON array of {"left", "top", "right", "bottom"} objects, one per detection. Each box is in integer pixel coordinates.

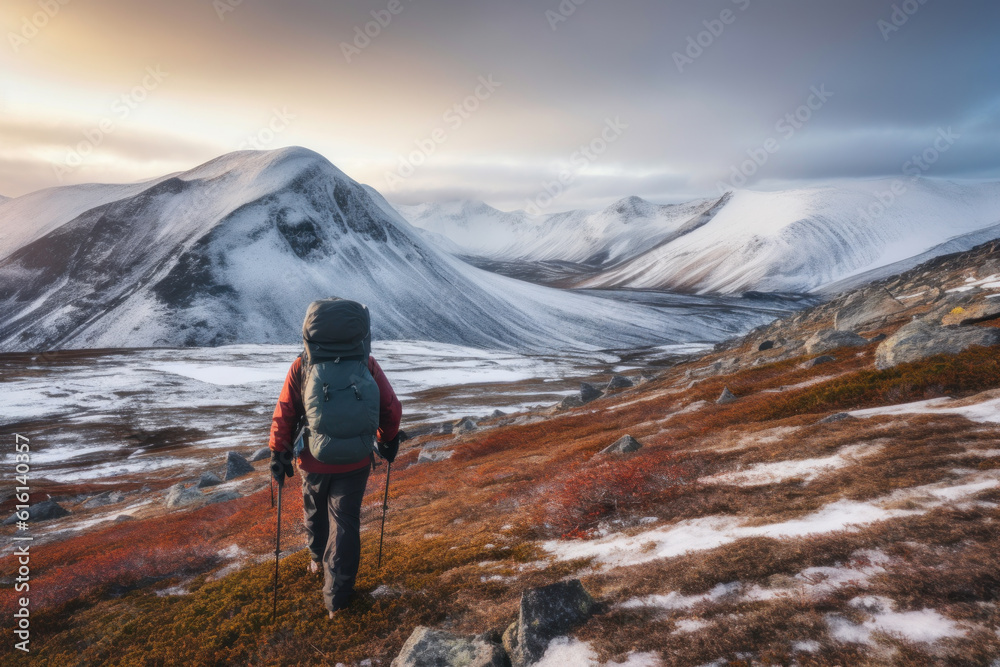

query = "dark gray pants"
[{"left": 301, "top": 465, "right": 371, "bottom": 611}]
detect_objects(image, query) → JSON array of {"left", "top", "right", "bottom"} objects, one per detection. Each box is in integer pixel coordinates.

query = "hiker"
[{"left": 269, "top": 298, "right": 402, "bottom": 618}]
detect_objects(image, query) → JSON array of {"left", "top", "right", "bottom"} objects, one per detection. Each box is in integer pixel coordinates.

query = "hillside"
[
  {"left": 0, "top": 148, "right": 772, "bottom": 353},
  {"left": 3, "top": 241, "right": 1000, "bottom": 665}
]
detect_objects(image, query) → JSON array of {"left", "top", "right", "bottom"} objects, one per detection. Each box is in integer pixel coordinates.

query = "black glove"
[
  {"left": 270, "top": 449, "right": 294, "bottom": 485},
  {"left": 377, "top": 430, "right": 405, "bottom": 463}
]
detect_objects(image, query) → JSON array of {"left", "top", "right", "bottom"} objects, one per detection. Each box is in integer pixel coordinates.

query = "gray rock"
[
  {"left": 580, "top": 383, "right": 603, "bottom": 403},
  {"left": 601, "top": 435, "right": 643, "bottom": 455},
  {"left": 558, "top": 394, "right": 583, "bottom": 410},
  {"left": 757, "top": 340, "right": 775, "bottom": 351},
  {"left": 606, "top": 375, "right": 634, "bottom": 391},
  {"left": 454, "top": 417, "right": 478, "bottom": 434},
  {"left": 800, "top": 355, "right": 836, "bottom": 369},
  {"left": 164, "top": 483, "right": 202, "bottom": 508},
  {"left": 206, "top": 490, "right": 241, "bottom": 505},
  {"left": 438, "top": 422, "right": 455, "bottom": 435},
  {"left": 875, "top": 320, "right": 1000, "bottom": 369},
  {"left": 503, "top": 580, "right": 594, "bottom": 667},
  {"left": 490, "top": 410, "right": 507, "bottom": 419},
  {"left": 804, "top": 329, "right": 869, "bottom": 355},
  {"left": 224, "top": 451, "right": 254, "bottom": 481},
  {"left": 868, "top": 333, "right": 888, "bottom": 343},
  {"left": 940, "top": 300, "right": 1000, "bottom": 326},
  {"left": 834, "top": 287, "right": 906, "bottom": 332},
  {"left": 249, "top": 447, "right": 271, "bottom": 462},
  {"left": 417, "top": 450, "right": 454, "bottom": 464},
  {"left": 81, "top": 491, "right": 126, "bottom": 509},
  {"left": 819, "top": 412, "right": 854, "bottom": 424},
  {"left": 391, "top": 626, "right": 508, "bottom": 667},
  {"left": 196, "top": 472, "right": 223, "bottom": 489},
  {"left": 3, "top": 499, "right": 69, "bottom": 525},
  {"left": 114, "top": 515, "right": 135, "bottom": 522},
  {"left": 716, "top": 387, "right": 738, "bottom": 405}
]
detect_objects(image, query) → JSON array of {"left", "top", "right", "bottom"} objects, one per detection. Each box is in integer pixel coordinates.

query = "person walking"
[{"left": 269, "top": 298, "right": 402, "bottom": 617}]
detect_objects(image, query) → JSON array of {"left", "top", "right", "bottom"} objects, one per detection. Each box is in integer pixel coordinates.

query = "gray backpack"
[{"left": 298, "top": 299, "right": 380, "bottom": 465}]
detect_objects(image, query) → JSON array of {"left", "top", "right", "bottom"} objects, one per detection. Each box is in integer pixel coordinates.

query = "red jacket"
[{"left": 269, "top": 355, "right": 402, "bottom": 474}]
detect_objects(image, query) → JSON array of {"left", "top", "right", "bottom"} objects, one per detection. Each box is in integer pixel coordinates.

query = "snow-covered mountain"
[
  {"left": 400, "top": 182, "right": 1000, "bottom": 295},
  {"left": 0, "top": 148, "right": 776, "bottom": 353}
]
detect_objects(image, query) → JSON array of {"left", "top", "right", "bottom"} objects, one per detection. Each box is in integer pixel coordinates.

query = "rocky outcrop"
[
  {"left": 800, "top": 355, "right": 836, "bottom": 369},
  {"left": 601, "top": 435, "right": 642, "bottom": 455},
  {"left": 224, "top": 451, "right": 254, "bottom": 481},
  {"left": 875, "top": 320, "right": 1000, "bottom": 369},
  {"left": 391, "top": 627, "right": 508, "bottom": 667},
  {"left": 804, "top": 329, "right": 868, "bottom": 355},
  {"left": 557, "top": 395, "right": 583, "bottom": 410},
  {"left": 249, "top": 447, "right": 271, "bottom": 462},
  {"left": 580, "top": 383, "right": 603, "bottom": 404},
  {"left": 940, "top": 300, "right": 1000, "bottom": 326},
  {"left": 3, "top": 500, "right": 69, "bottom": 525},
  {"left": 417, "top": 450, "right": 454, "bottom": 464},
  {"left": 454, "top": 417, "right": 478, "bottom": 434},
  {"left": 502, "top": 580, "right": 594, "bottom": 667},
  {"left": 717, "top": 387, "right": 738, "bottom": 405},
  {"left": 164, "top": 483, "right": 202, "bottom": 508},
  {"left": 834, "top": 287, "right": 906, "bottom": 332},
  {"left": 196, "top": 472, "right": 223, "bottom": 489},
  {"left": 82, "top": 491, "right": 125, "bottom": 509},
  {"left": 606, "top": 375, "right": 634, "bottom": 391}
]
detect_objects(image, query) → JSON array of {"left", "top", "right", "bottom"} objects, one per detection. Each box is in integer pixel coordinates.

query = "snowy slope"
[
  {"left": 397, "top": 196, "right": 723, "bottom": 267},
  {"left": 578, "top": 181, "right": 1000, "bottom": 294},
  {"left": 0, "top": 148, "right": 773, "bottom": 353}
]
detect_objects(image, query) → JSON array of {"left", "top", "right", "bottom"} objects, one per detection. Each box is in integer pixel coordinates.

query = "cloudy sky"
[{"left": 2, "top": 0, "right": 997, "bottom": 211}]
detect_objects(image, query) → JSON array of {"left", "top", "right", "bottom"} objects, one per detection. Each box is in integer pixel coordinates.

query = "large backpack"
[{"left": 298, "top": 298, "right": 380, "bottom": 465}]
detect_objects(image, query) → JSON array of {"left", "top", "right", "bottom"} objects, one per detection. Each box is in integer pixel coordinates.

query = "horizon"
[{"left": 2, "top": 1, "right": 998, "bottom": 211}]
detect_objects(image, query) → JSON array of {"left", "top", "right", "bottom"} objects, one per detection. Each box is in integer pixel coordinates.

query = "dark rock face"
[
  {"left": 819, "top": 412, "right": 854, "bottom": 424},
  {"left": 454, "top": 417, "right": 478, "bottom": 434},
  {"left": 224, "top": 451, "right": 254, "bottom": 481},
  {"left": 875, "top": 320, "right": 1000, "bottom": 369},
  {"left": 758, "top": 340, "right": 775, "bottom": 351},
  {"left": 249, "top": 447, "right": 271, "bottom": 462},
  {"left": 490, "top": 409, "right": 507, "bottom": 418},
  {"left": 801, "top": 354, "right": 836, "bottom": 369},
  {"left": 391, "top": 626, "right": 509, "bottom": 667},
  {"left": 717, "top": 387, "right": 738, "bottom": 405},
  {"left": 502, "top": 580, "right": 594, "bottom": 667},
  {"left": 601, "top": 435, "right": 643, "bottom": 455},
  {"left": 606, "top": 375, "right": 634, "bottom": 390},
  {"left": 558, "top": 395, "right": 583, "bottom": 410},
  {"left": 580, "top": 383, "right": 603, "bottom": 404},
  {"left": 82, "top": 491, "right": 126, "bottom": 509},
  {"left": 3, "top": 500, "right": 69, "bottom": 525},
  {"left": 804, "top": 329, "right": 869, "bottom": 355},
  {"left": 197, "top": 472, "right": 223, "bottom": 489}
]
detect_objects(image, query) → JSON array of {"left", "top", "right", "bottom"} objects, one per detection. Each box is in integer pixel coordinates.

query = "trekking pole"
[
  {"left": 270, "top": 478, "right": 274, "bottom": 509},
  {"left": 377, "top": 461, "right": 391, "bottom": 572},
  {"left": 272, "top": 477, "right": 283, "bottom": 622}
]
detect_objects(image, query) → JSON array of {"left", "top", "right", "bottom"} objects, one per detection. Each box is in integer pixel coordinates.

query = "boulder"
[
  {"left": 557, "top": 395, "right": 583, "bottom": 410},
  {"left": 206, "top": 490, "right": 241, "bottom": 505},
  {"left": 580, "top": 383, "right": 603, "bottom": 404},
  {"left": 834, "top": 287, "right": 906, "bottom": 332},
  {"left": 502, "top": 580, "right": 594, "bottom": 667},
  {"left": 164, "top": 484, "right": 202, "bottom": 508},
  {"left": 601, "top": 435, "right": 643, "bottom": 455},
  {"left": 819, "top": 412, "right": 854, "bottom": 424},
  {"left": 391, "top": 626, "right": 508, "bottom": 667},
  {"left": 606, "top": 375, "right": 634, "bottom": 391},
  {"left": 249, "top": 447, "right": 271, "bottom": 462},
  {"left": 868, "top": 333, "right": 888, "bottom": 343},
  {"left": 454, "top": 417, "right": 478, "bottom": 434},
  {"left": 804, "top": 329, "right": 868, "bottom": 355},
  {"left": 438, "top": 422, "right": 455, "bottom": 435},
  {"left": 3, "top": 499, "right": 69, "bottom": 525},
  {"left": 224, "top": 451, "right": 254, "bottom": 481},
  {"left": 757, "top": 340, "right": 776, "bottom": 351},
  {"left": 196, "top": 472, "right": 223, "bottom": 489},
  {"left": 82, "top": 491, "right": 126, "bottom": 509},
  {"left": 941, "top": 300, "right": 1000, "bottom": 326},
  {"left": 490, "top": 409, "right": 507, "bottom": 419},
  {"left": 417, "top": 450, "right": 454, "bottom": 464},
  {"left": 875, "top": 320, "right": 1000, "bottom": 369},
  {"left": 800, "top": 355, "right": 836, "bottom": 370},
  {"left": 716, "top": 387, "right": 738, "bottom": 405}
]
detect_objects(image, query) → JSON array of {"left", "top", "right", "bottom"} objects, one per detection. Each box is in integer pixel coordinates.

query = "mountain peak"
[
  {"left": 604, "top": 195, "right": 656, "bottom": 218},
  {"left": 178, "top": 146, "right": 346, "bottom": 186}
]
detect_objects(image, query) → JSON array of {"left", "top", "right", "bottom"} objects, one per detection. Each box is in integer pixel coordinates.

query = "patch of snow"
[
  {"left": 850, "top": 396, "right": 1000, "bottom": 424},
  {"left": 791, "top": 640, "right": 821, "bottom": 653},
  {"left": 828, "top": 598, "right": 964, "bottom": 645},
  {"left": 535, "top": 637, "right": 662, "bottom": 667},
  {"left": 699, "top": 443, "right": 880, "bottom": 487},
  {"left": 673, "top": 618, "right": 711, "bottom": 634}
]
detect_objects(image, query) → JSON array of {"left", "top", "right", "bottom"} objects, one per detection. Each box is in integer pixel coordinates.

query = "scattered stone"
[
  {"left": 868, "top": 333, "right": 888, "bottom": 343},
  {"left": 716, "top": 387, "right": 738, "bottom": 405},
  {"left": 371, "top": 585, "right": 402, "bottom": 599},
  {"left": 834, "top": 287, "right": 906, "bottom": 331},
  {"left": 758, "top": 340, "right": 776, "bottom": 351},
  {"left": 606, "top": 375, "right": 634, "bottom": 390},
  {"left": 580, "top": 383, "right": 603, "bottom": 403},
  {"left": 941, "top": 300, "right": 1000, "bottom": 326},
  {"left": 875, "top": 319, "right": 1000, "bottom": 369},
  {"left": 489, "top": 409, "right": 507, "bottom": 419},
  {"left": 800, "top": 355, "right": 836, "bottom": 369},
  {"left": 114, "top": 515, "right": 135, "bottom": 522},
  {"left": 82, "top": 491, "right": 126, "bottom": 509},
  {"left": 224, "top": 451, "right": 254, "bottom": 481},
  {"left": 601, "top": 435, "right": 643, "bottom": 455},
  {"left": 804, "top": 329, "right": 869, "bottom": 355},
  {"left": 164, "top": 483, "right": 202, "bottom": 508},
  {"left": 197, "top": 472, "right": 223, "bottom": 489},
  {"left": 249, "top": 447, "right": 271, "bottom": 462},
  {"left": 391, "top": 626, "right": 508, "bottom": 667},
  {"left": 557, "top": 394, "right": 583, "bottom": 410},
  {"left": 438, "top": 422, "right": 455, "bottom": 435},
  {"left": 454, "top": 417, "right": 478, "bottom": 434},
  {"left": 819, "top": 412, "right": 854, "bottom": 424},
  {"left": 206, "top": 490, "right": 241, "bottom": 505},
  {"left": 502, "top": 580, "right": 594, "bottom": 667},
  {"left": 417, "top": 450, "right": 454, "bottom": 464},
  {"left": 3, "top": 499, "right": 69, "bottom": 525}
]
